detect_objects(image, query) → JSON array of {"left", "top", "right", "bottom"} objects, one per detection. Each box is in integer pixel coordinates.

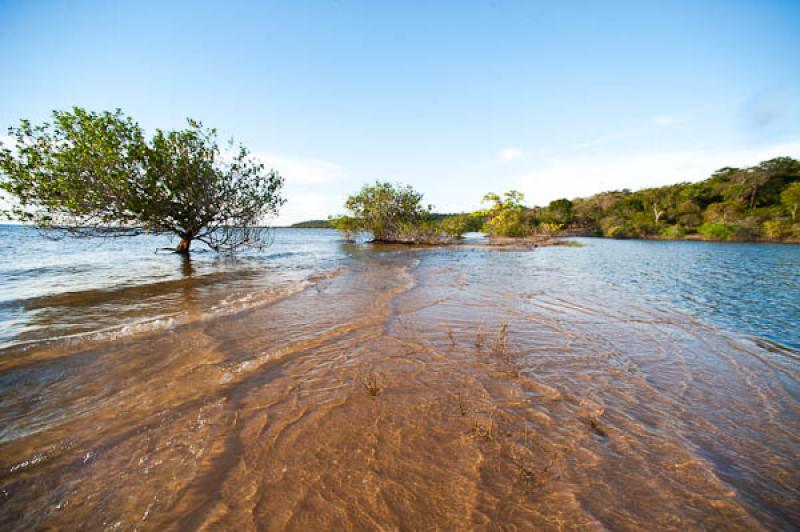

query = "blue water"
[
  {"left": 560, "top": 237, "right": 800, "bottom": 351},
  {"left": 0, "top": 225, "right": 798, "bottom": 352},
  {"left": 0, "top": 225, "right": 346, "bottom": 350}
]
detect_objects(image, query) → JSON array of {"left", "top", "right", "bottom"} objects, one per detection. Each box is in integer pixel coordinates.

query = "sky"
[{"left": 1, "top": 0, "right": 799, "bottom": 224}]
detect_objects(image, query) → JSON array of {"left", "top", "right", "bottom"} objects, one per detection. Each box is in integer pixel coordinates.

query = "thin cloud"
[
  {"left": 497, "top": 147, "right": 523, "bottom": 162},
  {"left": 248, "top": 152, "right": 349, "bottom": 225},
  {"left": 652, "top": 115, "right": 681, "bottom": 128},
  {"left": 251, "top": 152, "right": 343, "bottom": 185}
]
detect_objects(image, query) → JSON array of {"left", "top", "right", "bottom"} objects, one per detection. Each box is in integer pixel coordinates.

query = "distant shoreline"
[{"left": 283, "top": 224, "right": 800, "bottom": 245}]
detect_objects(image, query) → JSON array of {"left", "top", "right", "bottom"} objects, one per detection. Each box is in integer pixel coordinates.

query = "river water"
[{"left": 0, "top": 226, "right": 798, "bottom": 530}]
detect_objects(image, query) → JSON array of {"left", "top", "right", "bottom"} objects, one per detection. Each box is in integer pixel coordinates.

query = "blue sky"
[{"left": 1, "top": 0, "right": 799, "bottom": 223}]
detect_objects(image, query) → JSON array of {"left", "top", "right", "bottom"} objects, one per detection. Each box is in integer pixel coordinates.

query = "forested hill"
[
  {"left": 537, "top": 156, "right": 800, "bottom": 241},
  {"left": 288, "top": 219, "right": 333, "bottom": 228}
]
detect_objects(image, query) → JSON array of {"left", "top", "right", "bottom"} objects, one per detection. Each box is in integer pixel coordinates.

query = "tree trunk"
[
  {"left": 653, "top": 205, "right": 663, "bottom": 224},
  {"left": 176, "top": 234, "right": 192, "bottom": 254},
  {"left": 792, "top": 205, "right": 797, "bottom": 224}
]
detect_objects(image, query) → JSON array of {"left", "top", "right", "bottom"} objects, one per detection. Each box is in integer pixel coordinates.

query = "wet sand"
[{"left": 0, "top": 245, "right": 798, "bottom": 530}]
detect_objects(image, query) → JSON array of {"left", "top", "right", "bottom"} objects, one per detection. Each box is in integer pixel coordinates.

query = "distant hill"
[
  {"left": 560, "top": 156, "right": 800, "bottom": 241},
  {"left": 288, "top": 219, "right": 334, "bottom": 229}
]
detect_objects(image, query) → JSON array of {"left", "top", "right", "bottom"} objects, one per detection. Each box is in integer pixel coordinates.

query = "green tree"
[
  {"left": 329, "top": 215, "right": 359, "bottom": 241},
  {"left": 0, "top": 108, "right": 284, "bottom": 253},
  {"left": 439, "top": 213, "right": 474, "bottom": 238},
  {"left": 480, "top": 190, "right": 529, "bottom": 237},
  {"left": 724, "top": 157, "right": 800, "bottom": 209},
  {"left": 781, "top": 182, "right": 800, "bottom": 223},
  {"left": 543, "top": 198, "right": 574, "bottom": 225},
  {"left": 674, "top": 199, "right": 703, "bottom": 227},
  {"left": 340, "top": 181, "right": 432, "bottom": 242},
  {"left": 704, "top": 201, "right": 744, "bottom": 224},
  {"left": 762, "top": 220, "right": 788, "bottom": 239}
]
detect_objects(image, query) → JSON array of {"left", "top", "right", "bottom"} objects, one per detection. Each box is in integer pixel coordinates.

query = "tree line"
[
  {"left": 329, "top": 157, "right": 800, "bottom": 243},
  {"left": 562, "top": 157, "right": 800, "bottom": 241},
  {"left": 2, "top": 108, "right": 798, "bottom": 252}
]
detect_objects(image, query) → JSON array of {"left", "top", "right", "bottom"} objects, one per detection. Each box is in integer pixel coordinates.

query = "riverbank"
[
  {"left": 365, "top": 235, "right": 571, "bottom": 249},
  {"left": 560, "top": 227, "right": 800, "bottom": 244}
]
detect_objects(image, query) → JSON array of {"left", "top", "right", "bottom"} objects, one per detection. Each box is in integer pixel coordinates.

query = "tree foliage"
[
  {"left": 333, "top": 182, "right": 475, "bottom": 243},
  {"left": 567, "top": 157, "right": 800, "bottom": 241},
  {"left": 332, "top": 156, "right": 800, "bottom": 245},
  {"left": 329, "top": 214, "right": 359, "bottom": 241},
  {"left": 480, "top": 190, "right": 529, "bottom": 237},
  {"left": 781, "top": 182, "right": 800, "bottom": 223},
  {"left": 0, "top": 108, "right": 285, "bottom": 253},
  {"left": 336, "top": 181, "right": 428, "bottom": 242}
]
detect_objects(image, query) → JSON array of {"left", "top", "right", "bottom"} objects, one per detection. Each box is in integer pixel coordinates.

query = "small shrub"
[
  {"left": 698, "top": 223, "right": 738, "bottom": 241},
  {"left": 604, "top": 225, "right": 628, "bottom": 238},
  {"left": 762, "top": 220, "right": 788, "bottom": 239},
  {"left": 660, "top": 225, "right": 686, "bottom": 239},
  {"left": 480, "top": 191, "right": 531, "bottom": 237},
  {"left": 330, "top": 215, "right": 359, "bottom": 241},
  {"left": 439, "top": 214, "right": 473, "bottom": 238},
  {"left": 395, "top": 220, "right": 446, "bottom": 244},
  {"left": 537, "top": 222, "right": 563, "bottom": 236}
]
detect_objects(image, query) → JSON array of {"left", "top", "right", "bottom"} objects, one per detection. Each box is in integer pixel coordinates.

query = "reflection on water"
[{"left": 0, "top": 227, "right": 798, "bottom": 529}]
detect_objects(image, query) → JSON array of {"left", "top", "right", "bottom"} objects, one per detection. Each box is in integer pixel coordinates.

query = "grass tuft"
[
  {"left": 447, "top": 326, "right": 456, "bottom": 346},
  {"left": 361, "top": 371, "right": 383, "bottom": 397},
  {"left": 492, "top": 322, "right": 520, "bottom": 376}
]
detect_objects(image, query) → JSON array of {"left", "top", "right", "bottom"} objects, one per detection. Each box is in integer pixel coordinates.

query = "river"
[{"left": 0, "top": 226, "right": 798, "bottom": 529}]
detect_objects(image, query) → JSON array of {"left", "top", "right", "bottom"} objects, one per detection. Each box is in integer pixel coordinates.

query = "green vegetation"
[
  {"left": 329, "top": 215, "right": 359, "bottom": 241},
  {"left": 468, "top": 157, "right": 799, "bottom": 242},
  {"left": 566, "top": 157, "right": 800, "bottom": 241},
  {"left": 0, "top": 108, "right": 284, "bottom": 253},
  {"left": 311, "top": 155, "right": 800, "bottom": 245},
  {"left": 782, "top": 182, "right": 800, "bottom": 224},
  {"left": 289, "top": 219, "right": 333, "bottom": 229},
  {"left": 331, "top": 181, "right": 473, "bottom": 243},
  {"left": 479, "top": 191, "right": 529, "bottom": 237}
]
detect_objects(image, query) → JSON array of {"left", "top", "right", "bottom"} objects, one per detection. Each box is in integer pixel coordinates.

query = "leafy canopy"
[
  {"left": 480, "top": 190, "right": 529, "bottom": 237},
  {"left": 340, "top": 181, "right": 432, "bottom": 242},
  {"left": 781, "top": 182, "right": 800, "bottom": 222},
  {"left": 0, "top": 108, "right": 285, "bottom": 252}
]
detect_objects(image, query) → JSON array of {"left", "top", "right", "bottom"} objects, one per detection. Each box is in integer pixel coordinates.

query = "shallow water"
[{"left": 0, "top": 227, "right": 798, "bottom": 530}]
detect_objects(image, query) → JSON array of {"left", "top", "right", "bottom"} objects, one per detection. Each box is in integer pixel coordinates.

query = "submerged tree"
[
  {"left": 341, "top": 181, "right": 433, "bottom": 242},
  {"left": 329, "top": 214, "right": 359, "bottom": 241},
  {"left": 0, "top": 108, "right": 285, "bottom": 253}
]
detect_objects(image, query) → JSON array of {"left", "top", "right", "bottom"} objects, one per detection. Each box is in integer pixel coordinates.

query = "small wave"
[
  {"left": 0, "top": 268, "right": 345, "bottom": 355},
  {"left": 0, "top": 263, "right": 93, "bottom": 280}
]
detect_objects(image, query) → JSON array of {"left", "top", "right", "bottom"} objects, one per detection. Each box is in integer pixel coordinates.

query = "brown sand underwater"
[{"left": 1, "top": 246, "right": 798, "bottom": 530}]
